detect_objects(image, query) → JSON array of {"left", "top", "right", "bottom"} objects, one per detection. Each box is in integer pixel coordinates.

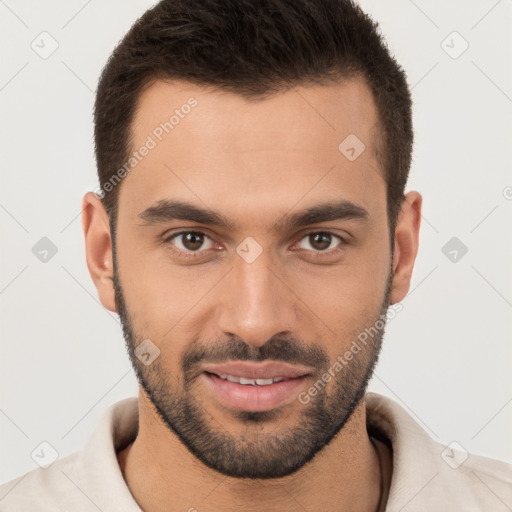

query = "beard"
[{"left": 112, "top": 247, "right": 393, "bottom": 479}]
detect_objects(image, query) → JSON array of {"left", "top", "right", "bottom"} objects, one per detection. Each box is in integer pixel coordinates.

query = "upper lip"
[{"left": 202, "top": 361, "right": 313, "bottom": 380}]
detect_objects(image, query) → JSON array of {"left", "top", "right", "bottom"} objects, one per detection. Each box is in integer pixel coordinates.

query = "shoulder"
[
  {"left": 365, "top": 392, "right": 512, "bottom": 510},
  {"left": 0, "top": 397, "right": 140, "bottom": 512},
  {"left": 0, "top": 452, "right": 82, "bottom": 511}
]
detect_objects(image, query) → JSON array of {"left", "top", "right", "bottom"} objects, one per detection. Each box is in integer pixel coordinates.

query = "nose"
[{"left": 215, "top": 246, "right": 298, "bottom": 348}]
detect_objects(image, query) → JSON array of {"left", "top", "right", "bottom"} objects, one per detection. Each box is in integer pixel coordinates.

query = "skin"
[{"left": 82, "top": 75, "right": 422, "bottom": 512}]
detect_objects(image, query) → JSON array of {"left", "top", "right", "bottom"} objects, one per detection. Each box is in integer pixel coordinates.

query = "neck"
[{"left": 118, "top": 389, "right": 382, "bottom": 512}]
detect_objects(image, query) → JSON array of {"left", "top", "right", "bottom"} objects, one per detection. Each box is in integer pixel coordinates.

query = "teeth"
[
  {"left": 255, "top": 378, "right": 274, "bottom": 385},
  {"left": 217, "top": 374, "right": 286, "bottom": 385}
]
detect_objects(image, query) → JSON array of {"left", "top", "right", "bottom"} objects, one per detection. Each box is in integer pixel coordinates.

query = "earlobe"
[
  {"left": 81, "top": 191, "right": 117, "bottom": 313},
  {"left": 389, "top": 191, "right": 422, "bottom": 304}
]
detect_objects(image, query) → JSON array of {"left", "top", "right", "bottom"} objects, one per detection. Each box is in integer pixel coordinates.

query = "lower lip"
[{"left": 202, "top": 372, "right": 309, "bottom": 412}]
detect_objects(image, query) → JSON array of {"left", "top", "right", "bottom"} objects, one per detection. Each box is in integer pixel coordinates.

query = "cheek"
[
  {"left": 290, "top": 249, "right": 389, "bottom": 339},
  {"left": 118, "top": 243, "right": 219, "bottom": 345},
  {"left": 306, "top": 276, "right": 381, "bottom": 338}
]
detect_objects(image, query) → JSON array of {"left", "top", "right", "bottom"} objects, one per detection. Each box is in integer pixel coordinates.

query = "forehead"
[
  {"left": 119, "top": 76, "right": 385, "bottom": 228},
  {"left": 132, "top": 76, "right": 381, "bottom": 156}
]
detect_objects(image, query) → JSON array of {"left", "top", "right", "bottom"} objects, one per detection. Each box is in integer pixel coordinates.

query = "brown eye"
[
  {"left": 180, "top": 232, "right": 205, "bottom": 251},
  {"left": 298, "top": 231, "right": 344, "bottom": 253},
  {"left": 165, "top": 231, "right": 215, "bottom": 255}
]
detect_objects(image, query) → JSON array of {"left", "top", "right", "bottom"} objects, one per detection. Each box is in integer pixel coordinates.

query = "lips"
[
  {"left": 202, "top": 372, "right": 310, "bottom": 411},
  {"left": 200, "top": 361, "right": 314, "bottom": 411},
  {"left": 202, "top": 360, "right": 313, "bottom": 380}
]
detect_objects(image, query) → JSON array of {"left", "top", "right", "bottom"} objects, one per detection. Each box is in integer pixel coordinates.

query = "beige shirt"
[{"left": 1, "top": 392, "right": 511, "bottom": 511}]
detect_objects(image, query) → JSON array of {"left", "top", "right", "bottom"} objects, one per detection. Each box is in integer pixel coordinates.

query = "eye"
[
  {"left": 295, "top": 231, "right": 347, "bottom": 256},
  {"left": 164, "top": 231, "right": 216, "bottom": 258}
]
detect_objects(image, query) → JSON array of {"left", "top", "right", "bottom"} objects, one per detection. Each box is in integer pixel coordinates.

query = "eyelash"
[{"left": 161, "top": 230, "right": 349, "bottom": 260}]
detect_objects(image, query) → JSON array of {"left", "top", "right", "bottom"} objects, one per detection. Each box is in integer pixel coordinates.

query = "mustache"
[{"left": 182, "top": 335, "right": 329, "bottom": 380}]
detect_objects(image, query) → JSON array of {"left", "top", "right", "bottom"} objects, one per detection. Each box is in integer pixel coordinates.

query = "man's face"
[{"left": 112, "top": 77, "right": 393, "bottom": 479}]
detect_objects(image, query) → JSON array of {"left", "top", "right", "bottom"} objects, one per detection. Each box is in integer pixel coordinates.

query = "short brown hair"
[{"left": 94, "top": 0, "right": 413, "bottom": 241}]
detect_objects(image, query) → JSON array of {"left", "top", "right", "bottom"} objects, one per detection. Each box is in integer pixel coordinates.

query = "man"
[{"left": 1, "top": 0, "right": 511, "bottom": 510}]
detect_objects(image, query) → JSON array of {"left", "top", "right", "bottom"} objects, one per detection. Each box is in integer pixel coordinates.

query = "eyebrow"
[{"left": 137, "top": 198, "right": 369, "bottom": 232}]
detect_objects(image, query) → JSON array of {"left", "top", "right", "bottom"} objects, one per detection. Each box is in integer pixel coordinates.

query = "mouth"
[
  {"left": 205, "top": 373, "right": 289, "bottom": 385},
  {"left": 200, "top": 361, "right": 313, "bottom": 412}
]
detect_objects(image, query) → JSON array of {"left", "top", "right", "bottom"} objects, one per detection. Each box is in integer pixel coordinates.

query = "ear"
[
  {"left": 81, "top": 191, "right": 116, "bottom": 312},
  {"left": 389, "top": 191, "right": 422, "bottom": 304}
]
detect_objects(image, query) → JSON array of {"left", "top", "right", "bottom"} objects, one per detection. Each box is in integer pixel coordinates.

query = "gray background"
[{"left": 1, "top": 0, "right": 511, "bottom": 486}]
